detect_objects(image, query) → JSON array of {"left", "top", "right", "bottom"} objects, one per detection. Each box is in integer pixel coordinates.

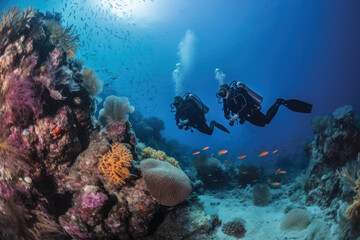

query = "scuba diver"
[
  {"left": 216, "top": 81, "right": 312, "bottom": 127},
  {"left": 170, "top": 93, "right": 230, "bottom": 135}
]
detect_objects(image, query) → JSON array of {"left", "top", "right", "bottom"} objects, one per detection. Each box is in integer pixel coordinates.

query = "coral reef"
[
  {"left": 140, "top": 158, "right": 192, "bottom": 206},
  {"left": 300, "top": 105, "right": 360, "bottom": 238},
  {"left": 0, "top": 7, "right": 200, "bottom": 239},
  {"left": 221, "top": 218, "right": 246, "bottom": 238}
]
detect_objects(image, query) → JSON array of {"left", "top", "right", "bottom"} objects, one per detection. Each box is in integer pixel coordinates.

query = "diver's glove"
[
  {"left": 229, "top": 114, "right": 239, "bottom": 126},
  {"left": 178, "top": 119, "right": 189, "bottom": 129}
]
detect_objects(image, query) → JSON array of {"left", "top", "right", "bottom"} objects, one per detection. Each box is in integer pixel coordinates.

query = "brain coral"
[
  {"left": 140, "top": 158, "right": 191, "bottom": 206},
  {"left": 98, "top": 142, "right": 133, "bottom": 186}
]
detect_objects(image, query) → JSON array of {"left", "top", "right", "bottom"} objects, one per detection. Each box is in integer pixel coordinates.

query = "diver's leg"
[
  {"left": 247, "top": 109, "right": 267, "bottom": 127},
  {"left": 213, "top": 121, "right": 230, "bottom": 134},
  {"left": 265, "top": 98, "right": 284, "bottom": 124},
  {"left": 195, "top": 120, "right": 213, "bottom": 135}
]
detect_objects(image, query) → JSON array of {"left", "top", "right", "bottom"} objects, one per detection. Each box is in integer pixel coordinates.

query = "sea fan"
[{"left": 43, "top": 19, "right": 79, "bottom": 59}]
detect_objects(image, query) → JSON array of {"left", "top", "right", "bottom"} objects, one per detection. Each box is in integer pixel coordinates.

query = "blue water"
[{"left": 4, "top": 0, "right": 360, "bottom": 165}]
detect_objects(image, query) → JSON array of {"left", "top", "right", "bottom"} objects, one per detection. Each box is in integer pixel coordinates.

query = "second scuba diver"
[
  {"left": 171, "top": 93, "right": 230, "bottom": 135},
  {"left": 216, "top": 81, "right": 313, "bottom": 127}
]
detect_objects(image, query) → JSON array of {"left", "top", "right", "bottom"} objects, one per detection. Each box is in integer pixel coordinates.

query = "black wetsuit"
[
  {"left": 223, "top": 86, "right": 311, "bottom": 127},
  {"left": 175, "top": 98, "right": 229, "bottom": 135}
]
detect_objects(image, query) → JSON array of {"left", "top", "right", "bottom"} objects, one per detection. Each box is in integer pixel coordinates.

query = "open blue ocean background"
[{"left": 2, "top": 0, "right": 359, "bottom": 166}]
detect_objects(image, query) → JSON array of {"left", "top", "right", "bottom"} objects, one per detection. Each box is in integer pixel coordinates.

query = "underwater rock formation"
[
  {"left": 303, "top": 105, "right": 360, "bottom": 238},
  {"left": 144, "top": 196, "right": 221, "bottom": 240}
]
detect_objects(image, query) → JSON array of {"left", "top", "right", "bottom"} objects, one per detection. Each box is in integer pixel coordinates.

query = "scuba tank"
[
  {"left": 183, "top": 92, "right": 209, "bottom": 114},
  {"left": 229, "top": 81, "right": 263, "bottom": 108}
]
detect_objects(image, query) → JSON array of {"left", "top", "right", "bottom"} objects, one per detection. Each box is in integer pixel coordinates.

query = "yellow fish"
[
  {"left": 258, "top": 151, "right": 269, "bottom": 157},
  {"left": 202, "top": 146, "right": 209, "bottom": 150},
  {"left": 218, "top": 149, "right": 228, "bottom": 155},
  {"left": 238, "top": 155, "right": 246, "bottom": 159},
  {"left": 192, "top": 151, "right": 200, "bottom": 155}
]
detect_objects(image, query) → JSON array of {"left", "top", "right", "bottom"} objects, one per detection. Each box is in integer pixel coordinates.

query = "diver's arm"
[{"left": 223, "top": 102, "right": 231, "bottom": 120}]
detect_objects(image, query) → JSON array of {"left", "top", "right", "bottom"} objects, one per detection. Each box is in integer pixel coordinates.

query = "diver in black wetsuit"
[
  {"left": 171, "top": 93, "right": 230, "bottom": 135},
  {"left": 216, "top": 81, "right": 312, "bottom": 127}
]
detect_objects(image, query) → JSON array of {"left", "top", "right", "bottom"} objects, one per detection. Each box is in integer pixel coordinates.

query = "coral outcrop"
[
  {"left": 301, "top": 105, "right": 360, "bottom": 239},
  {"left": 0, "top": 7, "right": 194, "bottom": 240}
]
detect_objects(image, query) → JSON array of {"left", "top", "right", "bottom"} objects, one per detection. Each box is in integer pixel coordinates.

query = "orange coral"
[{"left": 98, "top": 142, "right": 133, "bottom": 186}]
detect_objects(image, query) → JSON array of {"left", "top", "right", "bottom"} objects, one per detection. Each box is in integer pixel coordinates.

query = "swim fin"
[
  {"left": 283, "top": 99, "right": 312, "bottom": 113},
  {"left": 214, "top": 121, "right": 230, "bottom": 134}
]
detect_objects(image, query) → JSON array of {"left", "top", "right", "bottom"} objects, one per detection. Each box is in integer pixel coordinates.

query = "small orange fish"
[
  {"left": 224, "top": 159, "right": 228, "bottom": 162},
  {"left": 272, "top": 149, "right": 278, "bottom": 154},
  {"left": 279, "top": 170, "right": 286, "bottom": 174},
  {"left": 275, "top": 168, "right": 281, "bottom": 174},
  {"left": 218, "top": 149, "right": 228, "bottom": 155},
  {"left": 273, "top": 182, "right": 281, "bottom": 185},
  {"left": 276, "top": 154, "right": 279, "bottom": 156},
  {"left": 238, "top": 155, "right": 246, "bottom": 159},
  {"left": 257, "top": 169, "right": 262, "bottom": 172},
  {"left": 202, "top": 146, "right": 209, "bottom": 150},
  {"left": 258, "top": 151, "right": 269, "bottom": 157},
  {"left": 253, "top": 179, "right": 258, "bottom": 183},
  {"left": 267, "top": 179, "right": 272, "bottom": 182},
  {"left": 242, "top": 171, "right": 248, "bottom": 174},
  {"left": 168, "top": 206, "right": 175, "bottom": 211},
  {"left": 193, "top": 151, "right": 200, "bottom": 155},
  {"left": 139, "top": 205, "right": 147, "bottom": 212}
]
